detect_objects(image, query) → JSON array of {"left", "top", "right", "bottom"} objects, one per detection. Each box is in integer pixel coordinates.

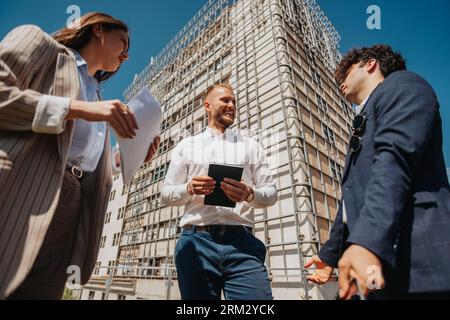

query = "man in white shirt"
[{"left": 161, "top": 84, "right": 277, "bottom": 300}]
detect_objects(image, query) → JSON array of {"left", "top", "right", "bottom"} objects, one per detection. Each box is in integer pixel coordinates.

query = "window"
[
  {"left": 330, "top": 159, "right": 343, "bottom": 182},
  {"left": 322, "top": 125, "right": 336, "bottom": 145},
  {"left": 112, "top": 233, "right": 121, "bottom": 246},
  {"left": 168, "top": 223, "right": 179, "bottom": 237},
  {"left": 197, "top": 71, "right": 207, "bottom": 85},
  {"left": 94, "top": 262, "right": 101, "bottom": 275},
  {"left": 117, "top": 207, "right": 125, "bottom": 220},
  {"left": 146, "top": 229, "right": 157, "bottom": 241},
  {"left": 215, "top": 53, "right": 231, "bottom": 70},
  {"left": 107, "top": 261, "right": 115, "bottom": 275},
  {"left": 307, "top": 52, "right": 316, "bottom": 66},
  {"left": 171, "top": 109, "right": 181, "bottom": 125},
  {"left": 341, "top": 98, "right": 350, "bottom": 117},
  {"left": 149, "top": 192, "right": 161, "bottom": 210},
  {"left": 312, "top": 69, "right": 322, "bottom": 87},
  {"left": 180, "top": 103, "right": 191, "bottom": 118},
  {"left": 104, "top": 212, "right": 111, "bottom": 224},
  {"left": 185, "top": 123, "right": 193, "bottom": 135},
  {"left": 100, "top": 236, "right": 106, "bottom": 248},
  {"left": 130, "top": 232, "right": 139, "bottom": 243},
  {"left": 88, "top": 291, "right": 95, "bottom": 300},
  {"left": 152, "top": 162, "right": 171, "bottom": 183},
  {"left": 101, "top": 293, "right": 106, "bottom": 300},
  {"left": 193, "top": 97, "right": 203, "bottom": 112},
  {"left": 122, "top": 185, "right": 127, "bottom": 196},
  {"left": 161, "top": 118, "right": 170, "bottom": 132},
  {"left": 109, "top": 190, "right": 116, "bottom": 201},
  {"left": 316, "top": 93, "right": 328, "bottom": 112},
  {"left": 134, "top": 203, "right": 145, "bottom": 216},
  {"left": 118, "top": 295, "right": 126, "bottom": 300},
  {"left": 159, "top": 138, "right": 175, "bottom": 154}
]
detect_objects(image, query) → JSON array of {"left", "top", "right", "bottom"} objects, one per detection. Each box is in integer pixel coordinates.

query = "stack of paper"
[{"left": 111, "top": 87, "right": 162, "bottom": 185}]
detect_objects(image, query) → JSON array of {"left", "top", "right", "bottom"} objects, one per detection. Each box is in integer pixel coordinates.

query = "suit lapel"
[
  {"left": 341, "top": 83, "right": 383, "bottom": 183},
  {"left": 342, "top": 133, "right": 354, "bottom": 182}
]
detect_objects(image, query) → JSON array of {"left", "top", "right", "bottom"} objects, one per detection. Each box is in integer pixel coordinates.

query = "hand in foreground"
[
  {"left": 338, "top": 244, "right": 385, "bottom": 300},
  {"left": 304, "top": 255, "right": 334, "bottom": 285},
  {"left": 220, "top": 178, "right": 252, "bottom": 203},
  {"left": 187, "top": 176, "right": 217, "bottom": 196},
  {"left": 67, "top": 100, "right": 138, "bottom": 139}
]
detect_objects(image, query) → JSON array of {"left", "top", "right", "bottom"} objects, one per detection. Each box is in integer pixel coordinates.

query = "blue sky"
[
  {"left": 317, "top": 0, "right": 450, "bottom": 171},
  {"left": 1, "top": 0, "right": 449, "bottom": 170}
]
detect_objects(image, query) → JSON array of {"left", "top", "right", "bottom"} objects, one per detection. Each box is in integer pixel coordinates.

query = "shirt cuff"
[
  {"left": 172, "top": 183, "right": 194, "bottom": 203},
  {"left": 32, "top": 95, "right": 71, "bottom": 134},
  {"left": 247, "top": 188, "right": 262, "bottom": 207}
]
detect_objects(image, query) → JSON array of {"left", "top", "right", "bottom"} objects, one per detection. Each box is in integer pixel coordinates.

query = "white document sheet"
[{"left": 111, "top": 87, "right": 162, "bottom": 185}]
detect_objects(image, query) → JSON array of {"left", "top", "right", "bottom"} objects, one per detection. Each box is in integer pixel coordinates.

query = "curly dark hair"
[{"left": 335, "top": 44, "right": 406, "bottom": 85}]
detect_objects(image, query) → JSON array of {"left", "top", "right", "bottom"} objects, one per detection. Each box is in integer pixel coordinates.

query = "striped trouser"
[{"left": 8, "top": 170, "right": 82, "bottom": 300}]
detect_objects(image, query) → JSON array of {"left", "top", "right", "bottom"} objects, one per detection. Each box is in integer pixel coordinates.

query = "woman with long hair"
[{"left": 0, "top": 12, "right": 159, "bottom": 299}]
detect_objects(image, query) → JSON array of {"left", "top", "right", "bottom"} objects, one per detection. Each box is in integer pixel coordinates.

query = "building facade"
[
  {"left": 80, "top": 169, "right": 128, "bottom": 300},
  {"left": 82, "top": 0, "right": 354, "bottom": 300}
]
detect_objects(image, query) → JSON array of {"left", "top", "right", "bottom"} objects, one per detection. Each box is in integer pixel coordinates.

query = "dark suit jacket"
[{"left": 318, "top": 71, "right": 450, "bottom": 294}]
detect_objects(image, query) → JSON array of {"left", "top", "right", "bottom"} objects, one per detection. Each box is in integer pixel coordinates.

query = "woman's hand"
[{"left": 67, "top": 99, "right": 138, "bottom": 138}]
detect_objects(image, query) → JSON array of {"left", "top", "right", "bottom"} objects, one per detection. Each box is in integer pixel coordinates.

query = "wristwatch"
[{"left": 246, "top": 187, "right": 255, "bottom": 202}]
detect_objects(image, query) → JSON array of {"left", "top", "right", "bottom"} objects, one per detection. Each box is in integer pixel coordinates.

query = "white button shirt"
[
  {"left": 35, "top": 49, "right": 120, "bottom": 174},
  {"left": 67, "top": 49, "right": 107, "bottom": 173},
  {"left": 161, "top": 127, "right": 278, "bottom": 228}
]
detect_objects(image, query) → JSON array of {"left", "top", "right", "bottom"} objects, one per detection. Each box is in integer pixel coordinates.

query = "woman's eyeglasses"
[{"left": 350, "top": 113, "right": 366, "bottom": 153}]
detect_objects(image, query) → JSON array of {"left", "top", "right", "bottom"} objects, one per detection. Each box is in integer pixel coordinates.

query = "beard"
[{"left": 214, "top": 112, "right": 234, "bottom": 128}]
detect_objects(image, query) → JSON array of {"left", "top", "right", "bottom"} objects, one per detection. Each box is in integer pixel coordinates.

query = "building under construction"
[{"left": 81, "top": 0, "right": 354, "bottom": 300}]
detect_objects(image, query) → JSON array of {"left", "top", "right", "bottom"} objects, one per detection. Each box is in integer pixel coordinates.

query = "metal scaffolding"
[{"left": 85, "top": 0, "right": 354, "bottom": 300}]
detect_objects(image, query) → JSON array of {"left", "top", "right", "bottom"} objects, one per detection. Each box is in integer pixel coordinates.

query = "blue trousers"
[{"left": 175, "top": 226, "right": 273, "bottom": 300}]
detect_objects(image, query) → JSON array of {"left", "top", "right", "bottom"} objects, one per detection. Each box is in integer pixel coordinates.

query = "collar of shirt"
[
  {"left": 67, "top": 49, "right": 105, "bottom": 173},
  {"left": 71, "top": 49, "right": 101, "bottom": 96},
  {"left": 355, "top": 82, "right": 384, "bottom": 115},
  {"left": 204, "top": 126, "right": 233, "bottom": 140},
  {"left": 355, "top": 95, "right": 370, "bottom": 115}
]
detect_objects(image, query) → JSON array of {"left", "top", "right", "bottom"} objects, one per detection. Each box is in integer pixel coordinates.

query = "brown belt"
[{"left": 183, "top": 224, "right": 253, "bottom": 234}]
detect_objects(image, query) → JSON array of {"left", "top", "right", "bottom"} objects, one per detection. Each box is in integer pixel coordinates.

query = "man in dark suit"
[{"left": 304, "top": 45, "right": 450, "bottom": 299}]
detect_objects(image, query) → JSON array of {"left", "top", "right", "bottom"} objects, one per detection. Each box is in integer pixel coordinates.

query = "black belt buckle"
[{"left": 219, "top": 225, "right": 226, "bottom": 236}]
